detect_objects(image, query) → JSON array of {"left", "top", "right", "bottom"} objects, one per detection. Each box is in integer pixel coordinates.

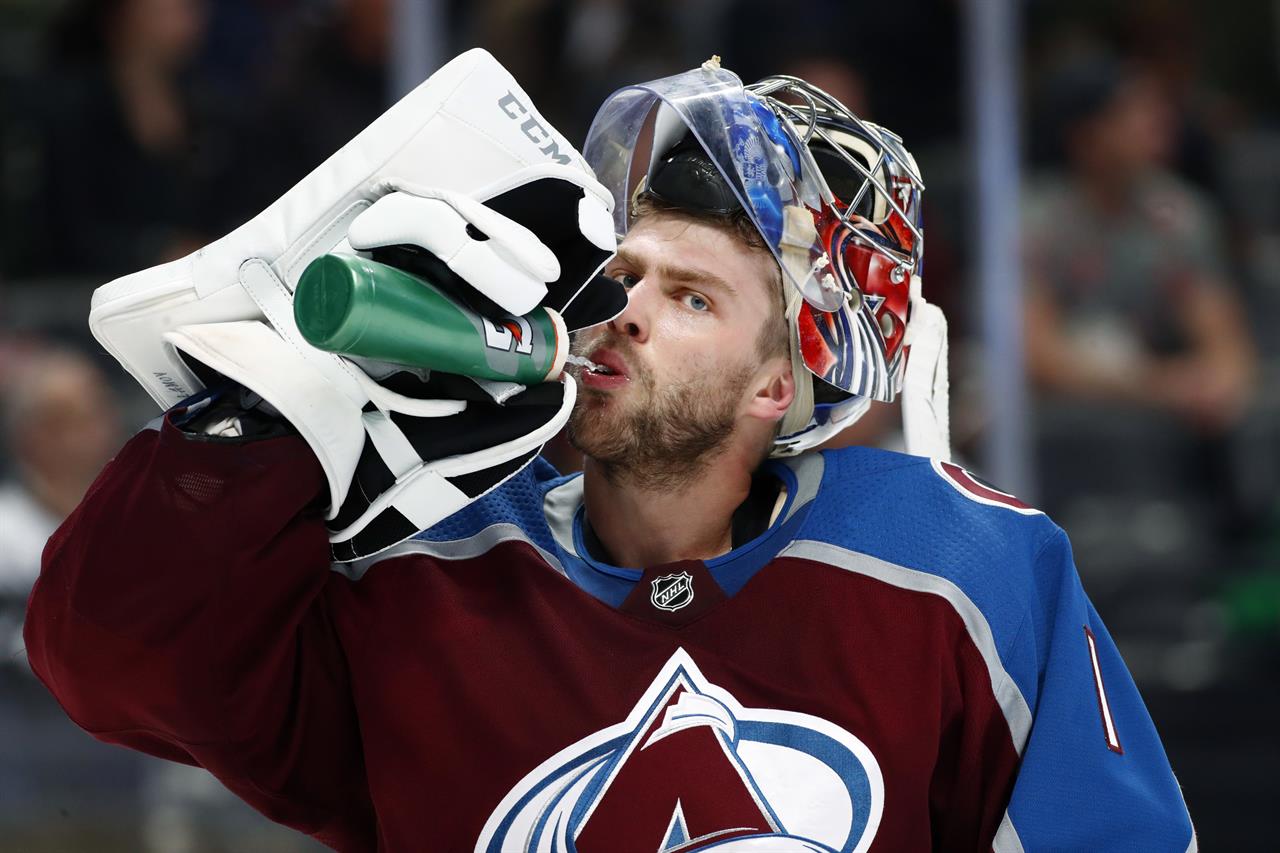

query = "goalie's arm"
[{"left": 24, "top": 397, "right": 377, "bottom": 851}]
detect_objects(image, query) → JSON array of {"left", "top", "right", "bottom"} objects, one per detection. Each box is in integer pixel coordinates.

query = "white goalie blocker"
[{"left": 89, "top": 49, "right": 620, "bottom": 560}]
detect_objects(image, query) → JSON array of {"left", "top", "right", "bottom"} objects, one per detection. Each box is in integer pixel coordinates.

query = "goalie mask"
[{"left": 584, "top": 61, "right": 947, "bottom": 458}]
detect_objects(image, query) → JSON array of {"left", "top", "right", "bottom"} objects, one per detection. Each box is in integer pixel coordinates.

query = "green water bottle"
[{"left": 294, "top": 254, "right": 568, "bottom": 384}]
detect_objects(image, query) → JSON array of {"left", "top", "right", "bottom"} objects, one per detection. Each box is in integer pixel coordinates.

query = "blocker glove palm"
[{"left": 89, "top": 50, "right": 625, "bottom": 561}]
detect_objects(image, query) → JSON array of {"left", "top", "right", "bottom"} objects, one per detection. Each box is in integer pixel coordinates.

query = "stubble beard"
[{"left": 567, "top": 341, "right": 752, "bottom": 492}]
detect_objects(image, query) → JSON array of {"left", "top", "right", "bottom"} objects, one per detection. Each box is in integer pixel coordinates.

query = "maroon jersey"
[{"left": 25, "top": 416, "right": 1194, "bottom": 852}]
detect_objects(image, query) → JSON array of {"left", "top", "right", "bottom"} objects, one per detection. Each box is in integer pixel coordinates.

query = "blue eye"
[
  {"left": 615, "top": 272, "right": 640, "bottom": 289},
  {"left": 682, "top": 293, "right": 710, "bottom": 312}
]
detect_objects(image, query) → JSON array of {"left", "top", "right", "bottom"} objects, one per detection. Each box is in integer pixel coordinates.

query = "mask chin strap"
[
  {"left": 900, "top": 273, "right": 952, "bottom": 461},
  {"left": 776, "top": 209, "right": 820, "bottom": 441},
  {"left": 778, "top": 288, "right": 815, "bottom": 438}
]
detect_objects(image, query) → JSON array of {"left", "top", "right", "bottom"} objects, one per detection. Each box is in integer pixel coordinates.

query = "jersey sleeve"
[
  {"left": 1000, "top": 530, "right": 1196, "bottom": 852},
  {"left": 23, "top": 412, "right": 377, "bottom": 851}
]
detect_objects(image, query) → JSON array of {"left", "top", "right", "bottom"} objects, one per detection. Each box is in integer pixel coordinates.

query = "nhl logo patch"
[{"left": 650, "top": 571, "right": 694, "bottom": 612}]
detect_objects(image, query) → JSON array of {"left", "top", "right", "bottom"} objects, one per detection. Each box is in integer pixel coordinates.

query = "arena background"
[{"left": 1, "top": 0, "right": 1277, "bottom": 849}]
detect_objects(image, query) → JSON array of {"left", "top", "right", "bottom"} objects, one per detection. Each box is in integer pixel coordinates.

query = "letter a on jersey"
[{"left": 476, "top": 649, "right": 884, "bottom": 852}]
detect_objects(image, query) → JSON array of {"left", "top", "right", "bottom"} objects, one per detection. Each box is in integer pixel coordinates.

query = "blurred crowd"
[{"left": 1, "top": 0, "right": 1278, "bottom": 850}]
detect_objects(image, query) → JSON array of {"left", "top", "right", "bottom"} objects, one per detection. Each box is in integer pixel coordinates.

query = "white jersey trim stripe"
[
  {"left": 1084, "top": 627, "right": 1123, "bottom": 753},
  {"left": 779, "top": 453, "right": 824, "bottom": 525},
  {"left": 541, "top": 453, "right": 826, "bottom": 561},
  {"left": 543, "top": 475, "right": 584, "bottom": 558},
  {"left": 929, "top": 458, "right": 1043, "bottom": 516},
  {"left": 331, "top": 522, "right": 567, "bottom": 581},
  {"left": 993, "top": 811, "right": 1025, "bottom": 853},
  {"left": 778, "top": 539, "right": 1034, "bottom": 752}
]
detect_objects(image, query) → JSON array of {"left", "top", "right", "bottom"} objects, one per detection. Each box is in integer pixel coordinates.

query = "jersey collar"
[{"left": 541, "top": 453, "right": 824, "bottom": 608}]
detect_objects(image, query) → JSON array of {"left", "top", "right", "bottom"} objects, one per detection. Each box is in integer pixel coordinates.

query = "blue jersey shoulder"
[
  {"left": 801, "top": 445, "right": 1060, "bottom": 573},
  {"left": 416, "top": 456, "right": 566, "bottom": 556},
  {"left": 797, "top": 446, "right": 1071, "bottom": 695}
]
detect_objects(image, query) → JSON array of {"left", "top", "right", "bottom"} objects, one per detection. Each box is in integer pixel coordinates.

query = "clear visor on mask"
[{"left": 584, "top": 64, "right": 853, "bottom": 312}]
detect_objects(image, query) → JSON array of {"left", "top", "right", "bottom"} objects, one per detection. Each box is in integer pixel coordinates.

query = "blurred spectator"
[
  {"left": 235, "top": 0, "right": 392, "bottom": 216},
  {"left": 0, "top": 344, "right": 321, "bottom": 851},
  {"left": 1024, "top": 52, "right": 1254, "bottom": 431},
  {"left": 520, "top": 0, "right": 691, "bottom": 139},
  {"left": 1118, "top": 0, "right": 1236, "bottom": 191},
  {"left": 1023, "top": 50, "right": 1259, "bottom": 522},
  {"left": 26, "top": 0, "right": 222, "bottom": 280},
  {"left": 0, "top": 346, "right": 122, "bottom": 661},
  {"left": 722, "top": 0, "right": 962, "bottom": 149},
  {"left": 780, "top": 55, "right": 869, "bottom": 117}
]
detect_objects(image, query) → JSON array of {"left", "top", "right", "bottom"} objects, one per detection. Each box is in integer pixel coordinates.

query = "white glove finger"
[
  {"left": 465, "top": 163, "right": 616, "bottom": 253},
  {"left": 441, "top": 162, "right": 618, "bottom": 254},
  {"left": 578, "top": 190, "right": 617, "bottom": 254},
  {"left": 348, "top": 191, "right": 556, "bottom": 316}
]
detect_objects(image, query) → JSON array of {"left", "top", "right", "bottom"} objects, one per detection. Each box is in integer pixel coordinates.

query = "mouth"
[
  {"left": 588, "top": 348, "right": 627, "bottom": 376},
  {"left": 576, "top": 347, "right": 630, "bottom": 390}
]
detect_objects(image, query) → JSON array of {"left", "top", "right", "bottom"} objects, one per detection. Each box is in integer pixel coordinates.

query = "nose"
[{"left": 607, "top": 277, "right": 652, "bottom": 343}]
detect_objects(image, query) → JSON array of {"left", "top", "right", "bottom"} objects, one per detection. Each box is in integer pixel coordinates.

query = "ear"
[{"left": 743, "top": 357, "right": 795, "bottom": 424}]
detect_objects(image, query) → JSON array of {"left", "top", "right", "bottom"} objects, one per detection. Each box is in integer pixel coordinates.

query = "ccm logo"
[{"left": 498, "top": 92, "right": 571, "bottom": 165}]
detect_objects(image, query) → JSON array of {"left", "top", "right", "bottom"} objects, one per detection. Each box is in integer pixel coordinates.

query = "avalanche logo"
[{"left": 476, "top": 648, "right": 883, "bottom": 853}]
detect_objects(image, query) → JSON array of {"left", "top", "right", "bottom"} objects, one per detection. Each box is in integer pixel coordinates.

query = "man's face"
[
  {"left": 1076, "top": 74, "right": 1174, "bottom": 176},
  {"left": 567, "top": 213, "right": 786, "bottom": 487},
  {"left": 17, "top": 359, "right": 122, "bottom": 492}
]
